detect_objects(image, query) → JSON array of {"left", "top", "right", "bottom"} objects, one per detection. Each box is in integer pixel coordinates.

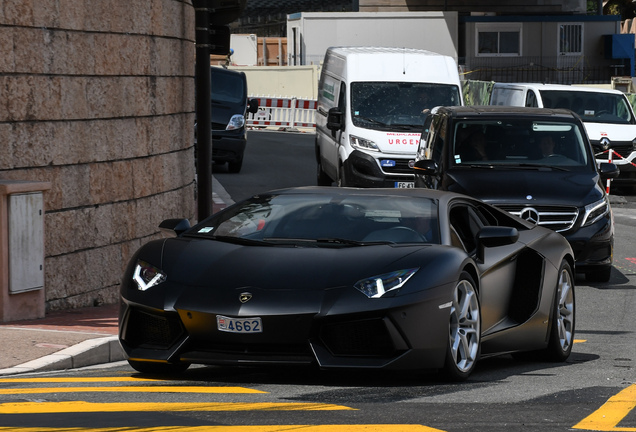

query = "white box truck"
[
  {"left": 315, "top": 46, "right": 463, "bottom": 188},
  {"left": 490, "top": 83, "right": 636, "bottom": 192}
]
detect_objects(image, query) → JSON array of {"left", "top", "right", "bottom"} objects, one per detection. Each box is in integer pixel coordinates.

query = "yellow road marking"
[
  {"left": 0, "top": 426, "right": 442, "bottom": 432},
  {"left": 572, "top": 382, "right": 636, "bottom": 431},
  {"left": 0, "top": 401, "right": 355, "bottom": 414},
  {"left": 574, "top": 339, "right": 586, "bottom": 343},
  {"left": 0, "top": 386, "right": 265, "bottom": 395},
  {"left": 0, "top": 377, "right": 164, "bottom": 383},
  {"left": 0, "top": 426, "right": 441, "bottom": 432}
]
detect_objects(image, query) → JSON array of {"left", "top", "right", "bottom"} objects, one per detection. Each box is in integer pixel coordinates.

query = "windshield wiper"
[
  {"left": 513, "top": 163, "right": 569, "bottom": 172},
  {"left": 316, "top": 237, "right": 388, "bottom": 246},
  {"left": 211, "top": 235, "right": 274, "bottom": 246},
  {"left": 355, "top": 116, "right": 388, "bottom": 126}
]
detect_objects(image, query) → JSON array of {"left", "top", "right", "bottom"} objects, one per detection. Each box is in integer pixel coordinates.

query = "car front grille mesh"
[
  {"left": 123, "top": 308, "right": 185, "bottom": 349},
  {"left": 495, "top": 204, "right": 579, "bottom": 232},
  {"left": 320, "top": 318, "right": 395, "bottom": 357}
]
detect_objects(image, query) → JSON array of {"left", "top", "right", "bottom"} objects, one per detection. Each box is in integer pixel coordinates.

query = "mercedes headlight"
[
  {"left": 581, "top": 197, "right": 610, "bottom": 227},
  {"left": 226, "top": 114, "right": 245, "bottom": 130},
  {"left": 133, "top": 260, "right": 166, "bottom": 291},
  {"left": 354, "top": 268, "right": 419, "bottom": 298},
  {"left": 350, "top": 134, "right": 380, "bottom": 152}
]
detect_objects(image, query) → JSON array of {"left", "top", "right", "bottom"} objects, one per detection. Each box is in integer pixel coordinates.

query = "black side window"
[
  {"left": 338, "top": 82, "right": 347, "bottom": 112},
  {"left": 449, "top": 204, "right": 483, "bottom": 255},
  {"left": 428, "top": 115, "right": 447, "bottom": 164},
  {"left": 525, "top": 91, "right": 538, "bottom": 107}
]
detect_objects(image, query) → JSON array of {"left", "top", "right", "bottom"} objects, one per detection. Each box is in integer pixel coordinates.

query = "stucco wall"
[{"left": 0, "top": 0, "right": 196, "bottom": 311}]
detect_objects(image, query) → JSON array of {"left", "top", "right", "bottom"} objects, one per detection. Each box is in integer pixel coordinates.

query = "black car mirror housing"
[
  {"left": 413, "top": 159, "right": 438, "bottom": 175},
  {"left": 159, "top": 218, "right": 191, "bottom": 236},
  {"left": 327, "top": 107, "right": 344, "bottom": 131},
  {"left": 598, "top": 162, "right": 620, "bottom": 180},
  {"left": 476, "top": 226, "right": 519, "bottom": 262}
]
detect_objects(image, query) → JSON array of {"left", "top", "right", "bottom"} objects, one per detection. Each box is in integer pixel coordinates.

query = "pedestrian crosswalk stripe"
[
  {"left": 0, "top": 386, "right": 265, "bottom": 394},
  {"left": 0, "top": 401, "right": 355, "bottom": 414}
]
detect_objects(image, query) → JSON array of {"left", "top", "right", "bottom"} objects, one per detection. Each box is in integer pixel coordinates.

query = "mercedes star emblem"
[{"left": 519, "top": 207, "right": 540, "bottom": 225}]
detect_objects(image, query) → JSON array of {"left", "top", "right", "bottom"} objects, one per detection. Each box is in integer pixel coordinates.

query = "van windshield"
[
  {"left": 211, "top": 69, "right": 246, "bottom": 104},
  {"left": 351, "top": 82, "right": 461, "bottom": 131},
  {"left": 452, "top": 119, "right": 592, "bottom": 169},
  {"left": 539, "top": 90, "right": 635, "bottom": 125}
]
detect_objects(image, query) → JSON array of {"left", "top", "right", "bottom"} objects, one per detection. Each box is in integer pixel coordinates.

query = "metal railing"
[{"left": 460, "top": 56, "right": 629, "bottom": 85}]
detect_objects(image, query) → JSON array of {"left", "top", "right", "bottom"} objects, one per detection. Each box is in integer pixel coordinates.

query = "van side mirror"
[
  {"left": 248, "top": 98, "right": 259, "bottom": 114},
  {"left": 598, "top": 162, "right": 619, "bottom": 180},
  {"left": 327, "top": 107, "right": 344, "bottom": 131},
  {"left": 413, "top": 159, "right": 438, "bottom": 175}
]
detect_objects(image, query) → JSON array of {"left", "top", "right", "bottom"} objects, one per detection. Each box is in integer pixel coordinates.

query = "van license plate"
[
  {"left": 217, "top": 315, "right": 262, "bottom": 333},
  {"left": 394, "top": 182, "right": 414, "bottom": 188}
]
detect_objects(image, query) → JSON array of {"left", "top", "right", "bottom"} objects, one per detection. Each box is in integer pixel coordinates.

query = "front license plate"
[
  {"left": 217, "top": 315, "right": 263, "bottom": 333},
  {"left": 394, "top": 182, "right": 414, "bottom": 188}
]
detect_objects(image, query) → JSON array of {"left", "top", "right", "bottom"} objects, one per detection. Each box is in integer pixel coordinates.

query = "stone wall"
[{"left": 0, "top": 0, "right": 196, "bottom": 311}]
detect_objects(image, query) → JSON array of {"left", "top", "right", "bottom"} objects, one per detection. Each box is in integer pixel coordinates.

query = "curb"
[{"left": 0, "top": 336, "right": 125, "bottom": 376}]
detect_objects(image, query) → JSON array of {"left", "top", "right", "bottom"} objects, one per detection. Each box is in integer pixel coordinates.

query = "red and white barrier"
[{"left": 247, "top": 97, "right": 317, "bottom": 130}]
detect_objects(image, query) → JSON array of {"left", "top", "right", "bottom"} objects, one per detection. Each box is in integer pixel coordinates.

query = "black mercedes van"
[{"left": 413, "top": 106, "right": 619, "bottom": 282}]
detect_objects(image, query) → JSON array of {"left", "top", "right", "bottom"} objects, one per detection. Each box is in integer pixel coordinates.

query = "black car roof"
[{"left": 436, "top": 105, "right": 579, "bottom": 120}]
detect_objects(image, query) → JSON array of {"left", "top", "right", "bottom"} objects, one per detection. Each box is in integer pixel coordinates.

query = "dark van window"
[{"left": 211, "top": 69, "right": 246, "bottom": 104}]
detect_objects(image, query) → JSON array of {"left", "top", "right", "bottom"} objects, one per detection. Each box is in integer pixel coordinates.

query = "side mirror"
[
  {"left": 248, "top": 98, "right": 259, "bottom": 114},
  {"left": 413, "top": 159, "right": 438, "bottom": 175},
  {"left": 598, "top": 162, "right": 619, "bottom": 180},
  {"left": 476, "top": 226, "right": 519, "bottom": 262},
  {"left": 327, "top": 107, "right": 344, "bottom": 131},
  {"left": 159, "top": 218, "right": 191, "bottom": 236}
]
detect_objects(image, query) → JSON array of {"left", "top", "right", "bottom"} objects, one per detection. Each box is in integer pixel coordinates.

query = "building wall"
[
  {"left": 0, "top": 0, "right": 196, "bottom": 311},
  {"left": 358, "top": 0, "right": 586, "bottom": 14},
  {"left": 287, "top": 12, "right": 459, "bottom": 66}
]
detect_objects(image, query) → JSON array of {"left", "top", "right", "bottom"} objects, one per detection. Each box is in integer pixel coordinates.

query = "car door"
[
  {"left": 316, "top": 75, "right": 345, "bottom": 181},
  {"left": 447, "top": 201, "right": 527, "bottom": 334}
]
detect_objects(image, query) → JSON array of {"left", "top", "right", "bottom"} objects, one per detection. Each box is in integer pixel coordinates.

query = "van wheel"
[
  {"left": 228, "top": 156, "right": 243, "bottom": 173},
  {"left": 337, "top": 163, "right": 348, "bottom": 187},
  {"left": 317, "top": 159, "right": 332, "bottom": 186},
  {"left": 585, "top": 265, "right": 612, "bottom": 283}
]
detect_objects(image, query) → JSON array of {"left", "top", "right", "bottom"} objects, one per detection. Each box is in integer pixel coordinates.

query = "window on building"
[
  {"left": 559, "top": 23, "right": 583, "bottom": 55},
  {"left": 475, "top": 23, "right": 521, "bottom": 56}
]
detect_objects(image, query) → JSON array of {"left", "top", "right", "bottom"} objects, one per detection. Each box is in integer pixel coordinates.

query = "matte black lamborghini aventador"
[{"left": 119, "top": 187, "right": 575, "bottom": 381}]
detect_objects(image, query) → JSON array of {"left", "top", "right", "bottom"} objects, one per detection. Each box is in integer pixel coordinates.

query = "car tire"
[
  {"left": 227, "top": 156, "right": 243, "bottom": 173},
  {"left": 545, "top": 260, "right": 575, "bottom": 362},
  {"left": 317, "top": 159, "right": 332, "bottom": 186},
  {"left": 585, "top": 265, "right": 612, "bottom": 283},
  {"left": 128, "top": 360, "right": 190, "bottom": 375},
  {"left": 337, "top": 162, "right": 348, "bottom": 187},
  {"left": 442, "top": 271, "right": 481, "bottom": 381}
]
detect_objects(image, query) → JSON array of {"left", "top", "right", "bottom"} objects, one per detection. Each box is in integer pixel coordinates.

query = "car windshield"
[
  {"left": 189, "top": 194, "right": 440, "bottom": 245},
  {"left": 351, "top": 82, "right": 461, "bottom": 131},
  {"left": 452, "top": 119, "right": 592, "bottom": 168},
  {"left": 539, "top": 90, "right": 635, "bottom": 125},
  {"left": 211, "top": 70, "right": 246, "bottom": 104}
]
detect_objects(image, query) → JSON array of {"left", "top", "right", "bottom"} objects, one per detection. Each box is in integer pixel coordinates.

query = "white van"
[
  {"left": 315, "top": 46, "right": 463, "bottom": 188},
  {"left": 490, "top": 83, "right": 636, "bottom": 192}
]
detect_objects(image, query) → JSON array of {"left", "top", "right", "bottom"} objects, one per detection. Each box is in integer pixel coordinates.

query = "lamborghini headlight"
[
  {"left": 133, "top": 260, "right": 166, "bottom": 291},
  {"left": 581, "top": 197, "right": 610, "bottom": 227},
  {"left": 354, "top": 268, "right": 419, "bottom": 298},
  {"left": 226, "top": 114, "right": 245, "bottom": 130},
  {"left": 350, "top": 134, "right": 380, "bottom": 152}
]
